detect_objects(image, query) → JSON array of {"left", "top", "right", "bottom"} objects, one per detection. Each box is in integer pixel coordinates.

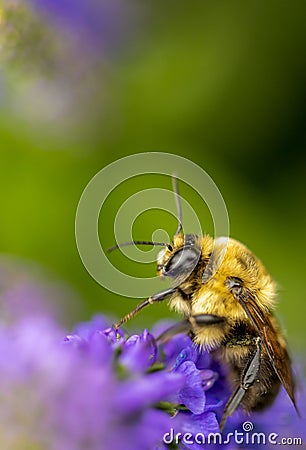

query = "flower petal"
[
  {"left": 117, "top": 372, "right": 184, "bottom": 415},
  {"left": 175, "top": 361, "right": 205, "bottom": 414},
  {"left": 120, "top": 329, "right": 157, "bottom": 373}
]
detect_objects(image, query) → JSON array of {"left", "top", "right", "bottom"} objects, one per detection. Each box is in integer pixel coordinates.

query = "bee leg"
[
  {"left": 220, "top": 337, "right": 261, "bottom": 431},
  {"left": 157, "top": 314, "right": 226, "bottom": 343},
  {"left": 156, "top": 318, "right": 192, "bottom": 343},
  {"left": 113, "top": 287, "right": 176, "bottom": 329},
  {"left": 191, "top": 314, "right": 226, "bottom": 327}
]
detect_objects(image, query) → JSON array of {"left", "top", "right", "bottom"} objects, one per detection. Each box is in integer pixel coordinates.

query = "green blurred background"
[{"left": 0, "top": 0, "right": 305, "bottom": 351}]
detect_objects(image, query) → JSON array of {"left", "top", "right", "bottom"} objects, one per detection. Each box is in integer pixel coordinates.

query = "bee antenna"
[
  {"left": 172, "top": 175, "right": 183, "bottom": 236},
  {"left": 107, "top": 241, "right": 173, "bottom": 253}
]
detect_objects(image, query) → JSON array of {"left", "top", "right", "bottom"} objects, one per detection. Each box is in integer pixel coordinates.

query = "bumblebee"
[{"left": 109, "top": 178, "right": 297, "bottom": 429}]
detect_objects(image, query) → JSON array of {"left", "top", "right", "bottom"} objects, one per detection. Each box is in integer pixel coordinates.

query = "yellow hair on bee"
[{"left": 168, "top": 235, "right": 277, "bottom": 351}]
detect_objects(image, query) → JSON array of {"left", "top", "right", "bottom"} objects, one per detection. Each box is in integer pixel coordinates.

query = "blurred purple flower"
[
  {"left": 0, "top": 308, "right": 304, "bottom": 450},
  {"left": 1, "top": 281, "right": 59, "bottom": 320},
  {"left": 0, "top": 315, "right": 182, "bottom": 450},
  {"left": 0, "top": 257, "right": 81, "bottom": 324},
  {"left": 70, "top": 314, "right": 110, "bottom": 340},
  {"left": 120, "top": 328, "right": 158, "bottom": 373},
  {"left": 0, "top": 0, "right": 143, "bottom": 130},
  {"left": 26, "top": 0, "right": 141, "bottom": 57}
]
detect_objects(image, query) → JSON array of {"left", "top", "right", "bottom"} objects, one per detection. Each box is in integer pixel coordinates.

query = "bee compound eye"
[{"left": 164, "top": 246, "right": 200, "bottom": 278}]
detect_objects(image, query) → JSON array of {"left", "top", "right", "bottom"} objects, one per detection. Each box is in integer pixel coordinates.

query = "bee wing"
[{"left": 237, "top": 294, "right": 297, "bottom": 410}]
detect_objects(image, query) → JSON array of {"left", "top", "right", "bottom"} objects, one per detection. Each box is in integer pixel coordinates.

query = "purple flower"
[
  {"left": 0, "top": 309, "right": 304, "bottom": 450},
  {"left": 0, "top": 315, "right": 179, "bottom": 450},
  {"left": 174, "top": 361, "right": 206, "bottom": 414},
  {"left": 171, "top": 411, "right": 220, "bottom": 450},
  {"left": 0, "top": 258, "right": 69, "bottom": 323},
  {"left": 120, "top": 328, "right": 158, "bottom": 373},
  {"left": 166, "top": 335, "right": 221, "bottom": 441},
  {"left": 0, "top": 1, "right": 143, "bottom": 128},
  {"left": 71, "top": 314, "right": 110, "bottom": 339},
  {"left": 25, "top": 0, "right": 139, "bottom": 55},
  {"left": 117, "top": 372, "right": 184, "bottom": 416},
  {"left": 151, "top": 319, "right": 192, "bottom": 368}
]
